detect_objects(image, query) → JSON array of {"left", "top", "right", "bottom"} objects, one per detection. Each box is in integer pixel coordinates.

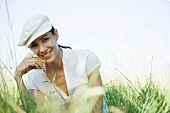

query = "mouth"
[{"left": 41, "top": 51, "right": 51, "bottom": 59}]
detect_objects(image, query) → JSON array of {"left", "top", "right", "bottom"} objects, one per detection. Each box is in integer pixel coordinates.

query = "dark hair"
[
  {"left": 50, "top": 26, "right": 72, "bottom": 50},
  {"left": 50, "top": 26, "right": 55, "bottom": 35}
]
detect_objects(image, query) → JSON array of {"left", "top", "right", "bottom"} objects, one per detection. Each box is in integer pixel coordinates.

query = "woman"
[{"left": 15, "top": 14, "right": 108, "bottom": 113}]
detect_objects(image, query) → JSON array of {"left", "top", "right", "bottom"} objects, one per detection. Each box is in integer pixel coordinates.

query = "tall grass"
[
  {"left": 105, "top": 78, "right": 170, "bottom": 113},
  {"left": 1, "top": 63, "right": 170, "bottom": 113},
  {"left": 0, "top": 61, "right": 170, "bottom": 113}
]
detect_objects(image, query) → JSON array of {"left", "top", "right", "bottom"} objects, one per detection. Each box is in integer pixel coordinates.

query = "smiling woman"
[{"left": 14, "top": 14, "right": 108, "bottom": 113}]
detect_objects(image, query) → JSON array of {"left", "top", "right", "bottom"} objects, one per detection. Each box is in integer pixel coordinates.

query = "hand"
[{"left": 15, "top": 57, "right": 45, "bottom": 78}]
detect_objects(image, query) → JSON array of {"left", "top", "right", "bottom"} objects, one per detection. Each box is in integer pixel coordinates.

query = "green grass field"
[
  {"left": 104, "top": 78, "right": 170, "bottom": 113},
  {"left": 1, "top": 69, "right": 170, "bottom": 113}
]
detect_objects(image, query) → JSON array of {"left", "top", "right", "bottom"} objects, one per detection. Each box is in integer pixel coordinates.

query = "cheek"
[
  {"left": 52, "top": 46, "right": 58, "bottom": 55},
  {"left": 50, "top": 40, "right": 58, "bottom": 49},
  {"left": 51, "top": 37, "right": 58, "bottom": 45},
  {"left": 51, "top": 45, "right": 59, "bottom": 57}
]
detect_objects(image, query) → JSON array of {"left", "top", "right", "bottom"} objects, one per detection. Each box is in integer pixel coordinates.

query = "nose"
[{"left": 39, "top": 44, "right": 47, "bottom": 53}]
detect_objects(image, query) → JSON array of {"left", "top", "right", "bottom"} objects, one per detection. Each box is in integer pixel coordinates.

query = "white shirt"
[
  {"left": 27, "top": 49, "right": 108, "bottom": 112},
  {"left": 28, "top": 49, "right": 101, "bottom": 99}
]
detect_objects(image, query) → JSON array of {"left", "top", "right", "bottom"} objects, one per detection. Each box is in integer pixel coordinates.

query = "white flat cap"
[{"left": 18, "top": 14, "right": 52, "bottom": 46}]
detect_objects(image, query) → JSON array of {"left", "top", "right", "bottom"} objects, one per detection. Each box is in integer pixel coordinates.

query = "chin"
[
  {"left": 45, "top": 59, "right": 54, "bottom": 64},
  {"left": 45, "top": 55, "right": 56, "bottom": 64}
]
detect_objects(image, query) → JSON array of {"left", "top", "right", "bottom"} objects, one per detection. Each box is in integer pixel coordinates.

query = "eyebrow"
[
  {"left": 39, "top": 34, "right": 48, "bottom": 41},
  {"left": 30, "top": 42, "right": 36, "bottom": 46}
]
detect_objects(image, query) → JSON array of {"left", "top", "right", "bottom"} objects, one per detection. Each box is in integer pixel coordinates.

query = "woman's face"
[{"left": 28, "top": 31, "right": 59, "bottom": 63}]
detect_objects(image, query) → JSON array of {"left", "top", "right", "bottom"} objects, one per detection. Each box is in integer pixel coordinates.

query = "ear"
[{"left": 54, "top": 29, "right": 59, "bottom": 41}]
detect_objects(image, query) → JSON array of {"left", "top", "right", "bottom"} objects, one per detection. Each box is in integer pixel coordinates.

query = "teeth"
[
  {"left": 43, "top": 52, "right": 50, "bottom": 58},
  {"left": 44, "top": 52, "right": 50, "bottom": 57}
]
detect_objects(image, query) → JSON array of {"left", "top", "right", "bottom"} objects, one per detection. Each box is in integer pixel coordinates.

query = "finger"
[
  {"left": 34, "top": 63, "right": 41, "bottom": 69},
  {"left": 37, "top": 57, "right": 45, "bottom": 68},
  {"left": 35, "top": 58, "right": 45, "bottom": 69},
  {"left": 24, "top": 57, "right": 45, "bottom": 70},
  {"left": 35, "top": 60, "right": 44, "bottom": 69},
  {"left": 27, "top": 58, "right": 44, "bottom": 69},
  {"left": 28, "top": 62, "right": 41, "bottom": 69},
  {"left": 37, "top": 58, "right": 46, "bottom": 72}
]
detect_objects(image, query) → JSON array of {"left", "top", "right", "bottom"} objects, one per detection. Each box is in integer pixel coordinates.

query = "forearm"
[
  {"left": 14, "top": 72, "right": 36, "bottom": 111},
  {"left": 92, "top": 95, "right": 103, "bottom": 113},
  {"left": 88, "top": 67, "right": 104, "bottom": 113}
]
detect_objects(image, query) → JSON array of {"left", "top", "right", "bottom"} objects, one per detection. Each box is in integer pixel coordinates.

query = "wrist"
[{"left": 14, "top": 71, "right": 23, "bottom": 81}]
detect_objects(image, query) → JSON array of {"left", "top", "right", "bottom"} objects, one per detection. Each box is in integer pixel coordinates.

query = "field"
[
  {"left": 105, "top": 78, "right": 170, "bottom": 113},
  {"left": 0, "top": 66, "right": 170, "bottom": 113}
]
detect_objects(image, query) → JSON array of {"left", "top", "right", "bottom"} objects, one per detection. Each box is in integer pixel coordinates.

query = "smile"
[{"left": 42, "top": 51, "right": 51, "bottom": 59}]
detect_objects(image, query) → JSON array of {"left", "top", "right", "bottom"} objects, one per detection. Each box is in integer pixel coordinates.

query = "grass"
[
  {"left": 104, "top": 78, "right": 170, "bottom": 113},
  {"left": 0, "top": 64, "right": 170, "bottom": 113}
]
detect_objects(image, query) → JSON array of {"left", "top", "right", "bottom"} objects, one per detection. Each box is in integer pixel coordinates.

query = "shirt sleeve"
[{"left": 86, "top": 49, "right": 102, "bottom": 75}]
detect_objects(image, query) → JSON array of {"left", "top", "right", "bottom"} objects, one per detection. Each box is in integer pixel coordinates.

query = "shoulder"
[
  {"left": 73, "top": 49, "right": 101, "bottom": 75},
  {"left": 63, "top": 48, "right": 95, "bottom": 54},
  {"left": 62, "top": 48, "right": 101, "bottom": 67},
  {"left": 70, "top": 49, "right": 97, "bottom": 58},
  {"left": 71, "top": 49, "right": 100, "bottom": 62},
  {"left": 62, "top": 48, "right": 97, "bottom": 59},
  {"left": 75, "top": 49, "right": 99, "bottom": 60}
]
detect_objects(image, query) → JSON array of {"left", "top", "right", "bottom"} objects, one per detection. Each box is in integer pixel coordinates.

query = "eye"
[
  {"left": 30, "top": 43, "right": 37, "bottom": 48},
  {"left": 42, "top": 37, "right": 49, "bottom": 42}
]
